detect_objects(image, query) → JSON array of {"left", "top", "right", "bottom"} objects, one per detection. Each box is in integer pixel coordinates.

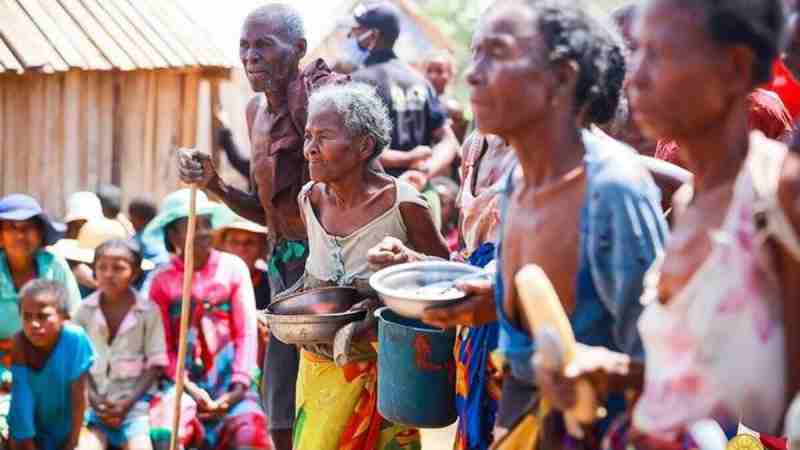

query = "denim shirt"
[{"left": 495, "top": 130, "right": 668, "bottom": 382}]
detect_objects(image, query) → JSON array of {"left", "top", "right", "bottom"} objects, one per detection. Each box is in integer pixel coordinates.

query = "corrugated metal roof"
[{"left": 0, "top": 0, "right": 229, "bottom": 74}]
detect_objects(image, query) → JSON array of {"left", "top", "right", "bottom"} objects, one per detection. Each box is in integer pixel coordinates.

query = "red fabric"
[
  {"left": 767, "top": 60, "right": 800, "bottom": 120},
  {"left": 760, "top": 433, "right": 789, "bottom": 450},
  {"left": 654, "top": 88, "right": 794, "bottom": 168}
]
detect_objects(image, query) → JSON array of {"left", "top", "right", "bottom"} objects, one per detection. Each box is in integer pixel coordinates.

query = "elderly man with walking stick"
[{"left": 177, "top": 4, "right": 346, "bottom": 449}]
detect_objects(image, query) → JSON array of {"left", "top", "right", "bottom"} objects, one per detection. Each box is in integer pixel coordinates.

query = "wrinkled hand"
[
  {"left": 349, "top": 297, "right": 382, "bottom": 313},
  {"left": 89, "top": 392, "right": 107, "bottom": 418},
  {"left": 211, "top": 383, "right": 246, "bottom": 416},
  {"left": 214, "top": 107, "right": 231, "bottom": 129},
  {"left": 178, "top": 148, "right": 217, "bottom": 188},
  {"left": 96, "top": 397, "right": 132, "bottom": 428},
  {"left": 400, "top": 170, "right": 428, "bottom": 191},
  {"left": 333, "top": 298, "right": 381, "bottom": 366},
  {"left": 421, "top": 278, "right": 496, "bottom": 329},
  {"left": 257, "top": 313, "right": 270, "bottom": 339},
  {"left": 535, "top": 343, "right": 630, "bottom": 412},
  {"left": 189, "top": 385, "right": 218, "bottom": 413},
  {"left": 349, "top": 297, "right": 380, "bottom": 340},
  {"left": 368, "top": 237, "right": 418, "bottom": 271}
]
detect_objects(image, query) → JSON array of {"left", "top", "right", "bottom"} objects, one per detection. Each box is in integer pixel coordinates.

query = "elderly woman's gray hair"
[{"left": 307, "top": 82, "right": 393, "bottom": 160}]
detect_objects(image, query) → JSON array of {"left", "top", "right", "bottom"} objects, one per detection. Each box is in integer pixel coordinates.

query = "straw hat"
[
  {"left": 213, "top": 214, "right": 269, "bottom": 252},
  {"left": 216, "top": 218, "right": 268, "bottom": 236},
  {"left": 64, "top": 191, "right": 104, "bottom": 224},
  {"left": 0, "top": 194, "right": 65, "bottom": 245},
  {"left": 50, "top": 217, "right": 155, "bottom": 270}
]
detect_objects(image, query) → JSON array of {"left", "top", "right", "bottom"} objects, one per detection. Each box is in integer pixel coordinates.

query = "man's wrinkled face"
[{"left": 240, "top": 19, "right": 302, "bottom": 92}]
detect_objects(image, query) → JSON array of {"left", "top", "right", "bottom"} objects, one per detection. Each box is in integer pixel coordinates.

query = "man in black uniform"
[{"left": 346, "top": 2, "right": 459, "bottom": 181}]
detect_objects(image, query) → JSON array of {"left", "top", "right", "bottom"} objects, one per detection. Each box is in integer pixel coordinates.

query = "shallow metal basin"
[
  {"left": 262, "top": 287, "right": 367, "bottom": 345},
  {"left": 369, "top": 261, "right": 484, "bottom": 319}
]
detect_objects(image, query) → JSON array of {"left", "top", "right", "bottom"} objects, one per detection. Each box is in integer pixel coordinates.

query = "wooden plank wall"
[{"left": 0, "top": 69, "right": 207, "bottom": 218}]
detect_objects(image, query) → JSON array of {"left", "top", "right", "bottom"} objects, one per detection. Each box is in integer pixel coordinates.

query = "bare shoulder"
[{"left": 398, "top": 201, "right": 432, "bottom": 222}]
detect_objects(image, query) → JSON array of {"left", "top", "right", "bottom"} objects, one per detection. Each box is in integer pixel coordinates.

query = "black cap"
[{"left": 351, "top": 2, "right": 400, "bottom": 44}]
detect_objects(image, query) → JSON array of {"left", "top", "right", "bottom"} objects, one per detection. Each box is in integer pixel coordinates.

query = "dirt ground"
[{"left": 420, "top": 423, "right": 457, "bottom": 450}]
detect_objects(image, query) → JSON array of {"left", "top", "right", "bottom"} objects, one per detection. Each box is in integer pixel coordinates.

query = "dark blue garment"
[
  {"left": 353, "top": 49, "right": 447, "bottom": 177},
  {"left": 454, "top": 243, "right": 499, "bottom": 450},
  {"left": 493, "top": 130, "right": 668, "bottom": 432}
]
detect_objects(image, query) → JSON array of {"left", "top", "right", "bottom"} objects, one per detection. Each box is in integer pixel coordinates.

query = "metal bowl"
[
  {"left": 262, "top": 287, "right": 367, "bottom": 345},
  {"left": 369, "top": 261, "right": 484, "bottom": 319}
]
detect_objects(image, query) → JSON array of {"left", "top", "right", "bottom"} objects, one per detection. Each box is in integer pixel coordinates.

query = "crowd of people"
[{"left": 5, "top": 0, "right": 800, "bottom": 449}]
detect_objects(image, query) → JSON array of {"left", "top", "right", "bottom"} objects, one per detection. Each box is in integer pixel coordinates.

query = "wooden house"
[{"left": 0, "top": 0, "right": 230, "bottom": 216}]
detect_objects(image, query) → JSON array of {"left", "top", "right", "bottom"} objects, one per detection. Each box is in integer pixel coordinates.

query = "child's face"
[
  {"left": 95, "top": 248, "right": 138, "bottom": 297},
  {"left": 20, "top": 293, "right": 64, "bottom": 349},
  {"left": 168, "top": 216, "right": 213, "bottom": 268},
  {"left": 222, "top": 229, "right": 266, "bottom": 270},
  {"left": 129, "top": 212, "right": 149, "bottom": 234},
  {"left": 0, "top": 219, "right": 44, "bottom": 260}
]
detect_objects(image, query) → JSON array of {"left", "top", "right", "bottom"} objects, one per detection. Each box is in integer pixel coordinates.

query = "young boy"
[{"left": 9, "top": 280, "right": 94, "bottom": 450}]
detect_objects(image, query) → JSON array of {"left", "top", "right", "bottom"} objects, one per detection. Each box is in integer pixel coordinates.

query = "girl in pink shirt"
[{"left": 145, "top": 190, "right": 269, "bottom": 450}]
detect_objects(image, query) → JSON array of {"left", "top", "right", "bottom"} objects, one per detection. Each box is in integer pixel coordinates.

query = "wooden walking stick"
[{"left": 169, "top": 185, "right": 198, "bottom": 450}]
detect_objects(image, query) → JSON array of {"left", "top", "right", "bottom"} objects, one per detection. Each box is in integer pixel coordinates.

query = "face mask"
[{"left": 341, "top": 30, "right": 374, "bottom": 67}]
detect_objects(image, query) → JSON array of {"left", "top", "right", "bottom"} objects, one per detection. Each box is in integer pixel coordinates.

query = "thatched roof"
[{"left": 0, "top": 0, "right": 229, "bottom": 74}]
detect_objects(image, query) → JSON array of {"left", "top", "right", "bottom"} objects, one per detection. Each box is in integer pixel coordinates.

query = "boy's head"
[
  {"left": 128, "top": 197, "right": 157, "bottom": 233},
  {"left": 94, "top": 239, "right": 143, "bottom": 296},
  {"left": 19, "top": 280, "right": 69, "bottom": 349}
]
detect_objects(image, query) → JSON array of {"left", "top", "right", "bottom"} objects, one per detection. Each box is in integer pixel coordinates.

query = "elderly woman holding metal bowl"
[{"left": 286, "top": 82, "right": 448, "bottom": 450}]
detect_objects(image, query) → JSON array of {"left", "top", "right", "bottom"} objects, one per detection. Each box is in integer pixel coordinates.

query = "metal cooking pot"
[
  {"left": 262, "top": 287, "right": 367, "bottom": 345},
  {"left": 370, "top": 261, "right": 485, "bottom": 319}
]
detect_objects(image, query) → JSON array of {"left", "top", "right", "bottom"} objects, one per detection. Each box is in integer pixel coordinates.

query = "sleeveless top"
[
  {"left": 634, "top": 132, "right": 800, "bottom": 436},
  {"left": 458, "top": 133, "right": 518, "bottom": 255},
  {"left": 302, "top": 178, "right": 430, "bottom": 289}
]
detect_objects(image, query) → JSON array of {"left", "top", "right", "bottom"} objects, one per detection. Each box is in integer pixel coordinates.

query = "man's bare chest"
[{"left": 250, "top": 113, "right": 277, "bottom": 177}]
